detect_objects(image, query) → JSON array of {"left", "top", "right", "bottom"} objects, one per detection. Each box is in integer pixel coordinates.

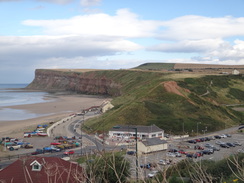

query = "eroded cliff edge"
[{"left": 27, "top": 69, "right": 122, "bottom": 96}]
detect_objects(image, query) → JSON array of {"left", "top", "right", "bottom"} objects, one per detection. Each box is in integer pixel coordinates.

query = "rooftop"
[{"left": 110, "top": 124, "right": 163, "bottom": 133}]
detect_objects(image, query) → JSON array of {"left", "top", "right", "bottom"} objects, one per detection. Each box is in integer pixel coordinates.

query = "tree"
[{"left": 86, "top": 152, "right": 130, "bottom": 183}]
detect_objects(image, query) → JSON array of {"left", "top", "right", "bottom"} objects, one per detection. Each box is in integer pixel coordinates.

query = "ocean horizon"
[{"left": 0, "top": 84, "right": 54, "bottom": 121}]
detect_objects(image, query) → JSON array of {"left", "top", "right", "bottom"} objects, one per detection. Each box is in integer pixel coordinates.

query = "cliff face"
[{"left": 27, "top": 69, "right": 122, "bottom": 96}]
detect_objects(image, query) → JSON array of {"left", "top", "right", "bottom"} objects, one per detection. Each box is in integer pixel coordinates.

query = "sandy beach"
[{"left": 0, "top": 94, "right": 110, "bottom": 138}]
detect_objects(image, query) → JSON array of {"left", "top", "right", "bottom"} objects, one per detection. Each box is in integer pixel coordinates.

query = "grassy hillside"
[
  {"left": 83, "top": 70, "right": 244, "bottom": 135},
  {"left": 133, "top": 63, "right": 175, "bottom": 70}
]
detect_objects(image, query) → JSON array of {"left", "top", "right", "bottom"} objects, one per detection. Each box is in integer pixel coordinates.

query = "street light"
[{"left": 197, "top": 122, "right": 201, "bottom": 136}]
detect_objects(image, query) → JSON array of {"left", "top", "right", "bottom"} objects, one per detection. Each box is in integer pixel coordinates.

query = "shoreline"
[{"left": 0, "top": 94, "right": 111, "bottom": 138}]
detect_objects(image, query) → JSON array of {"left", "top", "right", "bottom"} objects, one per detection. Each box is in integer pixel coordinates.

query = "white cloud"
[
  {"left": 22, "top": 9, "right": 162, "bottom": 38},
  {"left": 80, "top": 0, "right": 101, "bottom": 7},
  {"left": 37, "top": 0, "right": 73, "bottom": 4},
  {"left": 148, "top": 39, "right": 228, "bottom": 53},
  {"left": 159, "top": 15, "right": 244, "bottom": 40},
  {"left": 0, "top": 35, "right": 141, "bottom": 62}
]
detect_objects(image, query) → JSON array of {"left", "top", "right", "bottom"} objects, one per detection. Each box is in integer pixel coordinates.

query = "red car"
[
  {"left": 178, "top": 150, "right": 186, "bottom": 154},
  {"left": 63, "top": 150, "right": 75, "bottom": 155},
  {"left": 50, "top": 142, "right": 61, "bottom": 145}
]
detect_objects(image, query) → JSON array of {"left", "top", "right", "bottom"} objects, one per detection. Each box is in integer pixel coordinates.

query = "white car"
[
  {"left": 215, "top": 140, "right": 224, "bottom": 145},
  {"left": 158, "top": 160, "right": 167, "bottom": 165},
  {"left": 219, "top": 134, "right": 227, "bottom": 138},
  {"left": 148, "top": 171, "right": 158, "bottom": 178},
  {"left": 166, "top": 152, "right": 176, "bottom": 157}
]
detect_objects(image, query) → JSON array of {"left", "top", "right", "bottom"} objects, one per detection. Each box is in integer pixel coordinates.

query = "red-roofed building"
[{"left": 0, "top": 156, "right": 84, "bottom": 183}]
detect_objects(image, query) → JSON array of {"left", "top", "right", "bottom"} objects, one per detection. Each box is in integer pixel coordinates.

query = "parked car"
[
  {"left": 188, "top": 140, "right": 197, "bottom": 144},
  {"left": 166, "top": 152, "right": 176, "bottom": 157},
  {"left": 63, "top": 150, "right": 75, "bottom": 155},
  {"left": 225, "top": 134, "right": 232, "bottom": 137},
  {"left": 214, "top": 135, "right": 221, "bottom": 139},
  {"left": 31, "top": 148, "right": 44, "bottom": 155},
  {"left": 226, "top": 142, "right": 235, "bottom": 147},
  {"left": 168, "top": 149, "right": 178, "bottom": 153},
  {"left": 209, "top": 146, "right": 220, "bottom": 151},
  {"left": 194, "top": 145, "right": 204, "bottom": 150},
  {"left": 201, "top": 149, "right": 212, "bottom": 155},
  {"left": 140, "top": 163, "right": 152, "bottom": 169},
  {"left": 204, "top": 143, "right": 214, "bottom": 148},
  {"left": 219, "top": 134, "right": 227, "bottom": 138},
  {"left": 215, "top": 140, "right": 224, "bottom": 145},
  {"left": 178, "top": 150, "right": 186, "bottom": 154},
  {"left": 174, "top": 152, "right": 182, "bottom": 157},
  {"left": 233, "top": 141, "right": 242, "bottom": 146},
  {"left": 158, "top": 160, "right": 167, "bottom": 165},
  {"left": 127, "top": 151, "right": 136, "bottom": 155},
  {"left": 220, "top": 143, "right": 230, "bottom": 148},
  {"left": 148, "top": 171, "right": 158, "bottom": 178}
]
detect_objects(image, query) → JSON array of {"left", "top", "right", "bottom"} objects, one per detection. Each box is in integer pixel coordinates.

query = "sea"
[{"left": 0, "top": 84, "right": 54, "bottom": 121}]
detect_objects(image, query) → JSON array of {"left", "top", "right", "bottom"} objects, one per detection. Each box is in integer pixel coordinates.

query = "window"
[
  {"left": 151, "top": 134, "right": 156, "bottom": 137},
  {"left": 30, "top": 160, "right": 42, "bottom": 171},
  {"left": 32, "top": 164, "right": 41, "bottom": 171}
]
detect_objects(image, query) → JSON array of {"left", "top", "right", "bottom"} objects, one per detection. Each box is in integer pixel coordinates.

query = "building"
[
  {"left": 0, "top": 156, "right": 84, "bottom": 183},
  {"left": 138, "top": 138, "right": 168, "bottom": 154},
  {"left": 108, "top": 124, "right": 164, "bottom": 140},
  {"left": 232, "top": 69, "right": 240, "bottom": 75}
]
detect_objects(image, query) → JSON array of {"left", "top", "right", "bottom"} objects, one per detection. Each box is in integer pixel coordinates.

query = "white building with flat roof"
[{"left": 108, "top": 124, "right": 164, "bottom": 140}]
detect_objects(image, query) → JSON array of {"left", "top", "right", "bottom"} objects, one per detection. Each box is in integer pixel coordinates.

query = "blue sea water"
[{"left": 0, "top": 84, "right": 53, "bottom": 121}]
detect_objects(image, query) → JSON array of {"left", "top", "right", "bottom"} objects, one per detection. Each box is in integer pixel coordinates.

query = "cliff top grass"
[{"left": 82, "top": 70, "right": 244, "bottom": 135}]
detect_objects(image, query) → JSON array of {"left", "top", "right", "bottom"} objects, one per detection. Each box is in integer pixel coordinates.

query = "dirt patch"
[{"left": 163, "top": 81, "right": 190, "bottom": 97}]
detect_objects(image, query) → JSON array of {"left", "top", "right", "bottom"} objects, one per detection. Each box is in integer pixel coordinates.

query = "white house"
[
  {"left": 108, "top": 124, "right": 164, "bottom": 140},
  {"left": 232, "top": 69, "right": 240, "bottom": 75},
  {"left": 138, "top": 138, "right": 168, "bottom": 154}
]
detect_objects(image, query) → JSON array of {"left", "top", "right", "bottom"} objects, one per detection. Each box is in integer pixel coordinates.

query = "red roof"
[{"left": 0, "top": 156, "right": 84, "bottom": 183}]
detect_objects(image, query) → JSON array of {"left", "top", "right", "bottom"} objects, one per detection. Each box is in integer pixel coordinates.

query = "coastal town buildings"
[
  {"left": 138, "top": 138, "right": 168, "bottom": 154},
  {"left": 108, "top": 124, "right": 164, "bottom": 140}
]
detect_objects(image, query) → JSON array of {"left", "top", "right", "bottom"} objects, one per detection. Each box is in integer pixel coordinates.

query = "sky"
[{"left": 1, "top": 0, "right": 244, "bottom": 83}]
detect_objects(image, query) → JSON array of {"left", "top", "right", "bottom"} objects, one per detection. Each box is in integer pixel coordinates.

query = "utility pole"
[
  {"left": 80, "top": 114, "right": 85, "bottom": 156},
  {"left": 132, "top": 128, "right": 138, "bottom": 182},
  {"left": 197, "top": 122, "right": 201, "bottom": 136}
]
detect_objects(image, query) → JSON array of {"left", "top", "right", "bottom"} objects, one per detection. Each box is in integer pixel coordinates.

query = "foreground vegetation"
[
  {"left": 83, "top": 69, "right": 244, "bottom": 135},
  {"left": 76, "top": 151, "right": 244, "bottom": 183}
]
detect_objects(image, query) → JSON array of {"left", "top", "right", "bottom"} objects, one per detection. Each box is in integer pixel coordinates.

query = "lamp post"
[
  {"left": 197, "top": 122, "right": 201, "bottom": 136},
  {"left": 132, "top": 127, "right": 138, "bottom": 182}
]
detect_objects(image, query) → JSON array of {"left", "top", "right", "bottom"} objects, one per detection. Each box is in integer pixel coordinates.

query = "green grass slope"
[
  {"left": 83, "top": 70, "right": 244, "bottom": 135},
  {"left": 133, "top": 63, "right": 175, "bottom": 70}
]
